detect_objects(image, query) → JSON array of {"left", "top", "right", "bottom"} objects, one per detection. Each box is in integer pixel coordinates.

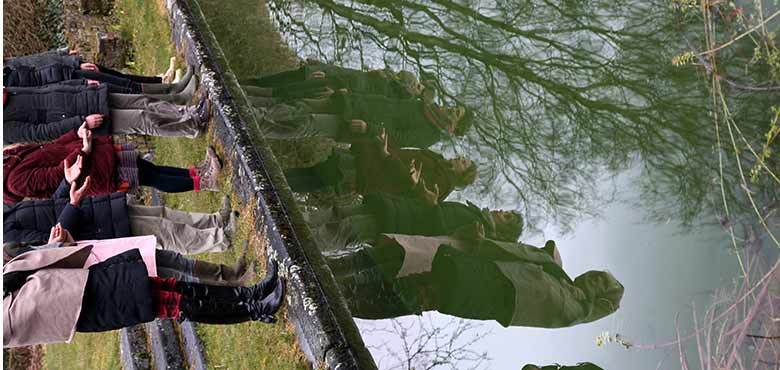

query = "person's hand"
[
  {"left": 309, "top": 71, "right": 326, "bottom": 79},
  {"left": 409, "top": 159, "right": 423, "bottom": 185},
  {"left": 77, "top": 121, "right": 89, "bottom": 139},
  {"left": 81, "top": 127, "right": 93, "bottom": 155},
  {"left": 48, "top": 223, "right": 74, "bottom": 243},
  {"left": 69, "top": 176, "right": 91, "bottom": 206},
  {"left": 80, "top": 63, "right": 99, "bottom": 71},
  {"left": 350, "top": 119, "right": 368, "bottom": 134},
  {"left": 85, "top": 114, "right": 103, "bottom": 129},
  {"left": 49, "top": 223, "right": 65, "bottom": 243},
  {"left": 376, "top": 128, "right": 390, "bottom": 157},
  {"left": 63, "top": 156, "right": 83, "bottom": 183},
  {"left": 87, "top": 79, "right": 100, "bottom": 86},
  {"left": 417, "top": 178, "right": 439, "bottom": 206}
]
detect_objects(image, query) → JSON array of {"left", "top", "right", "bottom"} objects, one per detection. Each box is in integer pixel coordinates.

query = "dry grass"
[{"left": 3, "top": 0, "right": 53, "bottom": 56}]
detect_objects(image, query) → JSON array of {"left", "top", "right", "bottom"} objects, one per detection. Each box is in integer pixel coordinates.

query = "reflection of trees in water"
[
  {"left": 359, "top": 316, "right": 490, "bottom": 370},
  {"left": 267, "top": 0, "right": 776, "bottom": 230}
]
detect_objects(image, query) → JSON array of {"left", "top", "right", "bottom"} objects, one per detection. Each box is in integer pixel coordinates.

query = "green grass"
[
  {"left": 44, "top": 332, "right": 120, "bottom": 369},
  {"left": 194, "top": 0, "right": 298, "bottom": 78},
  {"left": 43, "top": 0, "right": 307, "bottom": 368}
]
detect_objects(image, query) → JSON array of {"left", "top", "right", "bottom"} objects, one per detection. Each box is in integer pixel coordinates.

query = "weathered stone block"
[{"left": 94, "top": 32, "right": 129, "bottom": 69}]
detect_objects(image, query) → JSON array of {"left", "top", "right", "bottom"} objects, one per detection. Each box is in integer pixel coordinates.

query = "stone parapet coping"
[{"left": 163, "top": 0, "right": 379, "bottom": 369}]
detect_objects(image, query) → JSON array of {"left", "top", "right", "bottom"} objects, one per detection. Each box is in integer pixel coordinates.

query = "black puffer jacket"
[
  {"left": 4, "top": 49, "right": 82, "bottom": 70},
  {"left": 4, "top": 49, "right": 82, "bottom": 87},
  {"left": 76, "top": 248, "right": 155, "bottom": 332},
  {"left": 3, "top": 180, "right": 131, "bottom": 243},
  {"left": 3, "top": 82, "right": 110, "bottom": 144}
]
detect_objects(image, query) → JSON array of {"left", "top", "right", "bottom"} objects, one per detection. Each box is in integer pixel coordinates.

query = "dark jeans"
[
  {"left": 74, "top": 70, "right": 141, "bottom": 93},
  {"left": 137, "top": 158, "right": 193, "bottom": 193},
  {"left": 96, "top": 64, "right": 162, "bottom": 83},
  {"left": 241, "top": 67, "right": 305, "bottom": 87}
]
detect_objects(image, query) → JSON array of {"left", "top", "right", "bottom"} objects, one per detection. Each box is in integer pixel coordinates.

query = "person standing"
[
  {"left": 3, "top": 245, "right": 285, "bottom": 348},
  {"left": 3, "top": 80, "right": 209, "bottom": 145}
]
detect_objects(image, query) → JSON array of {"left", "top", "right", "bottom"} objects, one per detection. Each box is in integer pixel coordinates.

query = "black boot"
[
  {"left": 251, "top": 259, "right": 279, "bottom": 301},
  {"left": 247, "top": 276, "right": 286, "bottom": 323},
  {"left": 179, "top": 296, "right": 253, "bottom": 324},
  {"left": 176, "top": 277, "right": 286, "bottom": 324}
]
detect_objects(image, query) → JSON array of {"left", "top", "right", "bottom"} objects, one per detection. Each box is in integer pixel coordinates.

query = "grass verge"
[{"left": 44, "top": 0, "right": 307, "bottom": 368}]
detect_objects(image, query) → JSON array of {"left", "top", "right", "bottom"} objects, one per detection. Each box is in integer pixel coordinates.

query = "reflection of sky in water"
[
  {"left": 261, "top": 1, "right": 775, "bottom": 368},
  {"left": 357, "top": 168, "right": 739, "bottom": 369}
]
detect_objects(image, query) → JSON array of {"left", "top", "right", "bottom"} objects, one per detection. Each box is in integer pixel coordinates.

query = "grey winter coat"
[{"left": 3, "top": 82, "right": 110, "bottom": 144}]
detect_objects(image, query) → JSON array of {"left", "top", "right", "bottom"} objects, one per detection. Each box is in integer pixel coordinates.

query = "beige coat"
[{"left": 3, "top": 245, "right": 93, "bottom": 348}]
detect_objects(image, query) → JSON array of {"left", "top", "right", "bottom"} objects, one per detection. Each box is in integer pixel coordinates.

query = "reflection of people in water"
[
  {"left": 308, "top": 192, "right": 524, "bottom": 250},
  {"left": 284, "top": 128, "right": 476, "bottom": 201},
  {"left": 522, "top": 363, "right": 604, "bottom": 370},
  {"left": 324, "top": 231, "right": 623, "bottom": 328},
  {"left": 248, "top": 88, "right": 471, "bottom": 148},
  {"left": 240, "top": 61, "right": 431, "bottom": 101}
]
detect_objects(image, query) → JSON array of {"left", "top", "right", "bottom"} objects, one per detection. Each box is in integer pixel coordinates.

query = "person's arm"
[
  {"left": 4, "top": 271, "right": 32, "bottom": 296},
  {"left": 2, "top": 117, "right": 83, "bottom": 145},
  {"left": 50, "top": 79, "right": 87, "bottom": 86},
  {"left": 52, "top": 179, "right": 71, "bottom": 200},
  {"left": 6, "top": 135, "right": 83, "bottom": 199},
  {"left": 56, "top": 179, "right": 90, "bottom": 236}
]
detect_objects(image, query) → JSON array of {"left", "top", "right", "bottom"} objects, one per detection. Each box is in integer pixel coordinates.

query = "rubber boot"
[
  {"left": 248, "top": 276, "right": 285, "bottom": 323},
  {"left": 179, "top": 295, "right": 253, "bottom": 324},
  {"left": 252, "top": 259, "right": 279, "bottom": 301},
  {"left": 142, "top": 65, "right": 196, "bottom": 94},
  {"left": 144, "top": 75, "right": 198, "bottom": 105},
  {"left": 176, "top": 276, "right": 286, "bottom": 323}
]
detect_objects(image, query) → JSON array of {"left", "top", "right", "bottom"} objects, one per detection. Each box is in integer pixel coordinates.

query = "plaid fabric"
[
  {"left": 114, "top": 143, "right": 139, "bottom": 193},
  {"left": 149, "top": 277, "right": 182, "bottom": 319}
]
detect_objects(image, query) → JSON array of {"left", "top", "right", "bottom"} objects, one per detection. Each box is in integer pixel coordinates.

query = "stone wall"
[{"left": 162, "top": 0, "right": 379, "bottom": 369}]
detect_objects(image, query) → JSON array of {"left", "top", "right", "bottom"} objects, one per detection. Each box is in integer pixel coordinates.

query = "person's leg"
[
  {"left": 127, "top": 203, "right": 225, "bottom": 229},
  {"left": 140, "top": 66, "right": 195, "bottom": 94},
  {"left": 155, "top": 248, "right": 254, "bottom": 285},
  {"left": 141, "top": 76, "right": 198, "bottom": 105},
  {"left": 109, "top": 97, "right": 203, "bottom": 138},
  {"left": 137, "top": 158, "right": 196, "bottom": 193},
  {"left": 128, "top": 213, "right": 230, "bottom": 254},
  {"left": 300, "top": 97, "right": 337, "bottom": 113},
  {"left": 257, "top": 102, "right": 345, "bottom": 140},
  {"left": 274, "top": 78, "right": 329, "bottom": 100},
  {"left": 96, "top": 64, "right": 163, "bottom": 83},
  {"left": 74, "top": 69, "right": 143, "bottom": 93},
  {"left": 322, "top": 241, "right": 413, "bottom": 319},
  {"left": 174, "top": 272, "right": 285, "bottom": 324}
]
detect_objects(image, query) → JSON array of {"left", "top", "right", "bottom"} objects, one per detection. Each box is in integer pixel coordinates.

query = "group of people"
[
  {"left": 242, "top": 62, "right": 625, "bottom": 330},
  {"left": 2, "top": 48, "right": 622, "bottom": 368},
  {"left": 3, "top": 48, "right": 286, "bottom": 349}
]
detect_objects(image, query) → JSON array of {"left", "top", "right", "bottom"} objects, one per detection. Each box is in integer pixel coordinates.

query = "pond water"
[{"left": 228, "top": 0, "right": 779, "bottom": 368}]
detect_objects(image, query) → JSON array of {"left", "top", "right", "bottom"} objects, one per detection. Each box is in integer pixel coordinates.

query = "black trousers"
[
  {"left": 137, "top": 158, "right": 194, "bottom": 193},
  {"left": 74, "top": 70, "right": 141, "bottom": 93},
  {"left": 96, "top": 64, "right": 162, "bottom": 83}
]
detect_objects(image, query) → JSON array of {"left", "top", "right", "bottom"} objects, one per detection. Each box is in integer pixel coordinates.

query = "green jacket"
[{"left": 386, "top": 235, "right": 624, "bottom": 328}]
